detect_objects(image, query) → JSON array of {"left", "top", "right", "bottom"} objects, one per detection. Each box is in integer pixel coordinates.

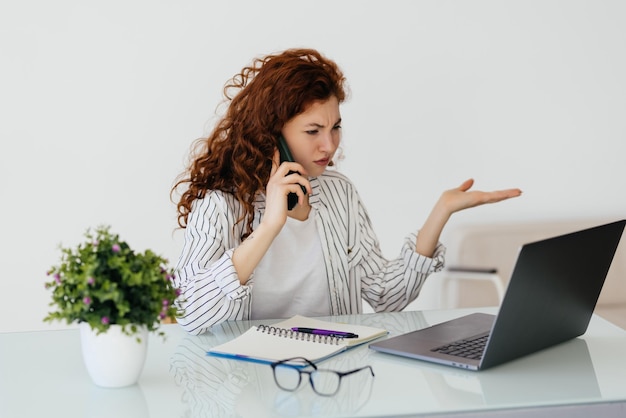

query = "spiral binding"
[{"left": 256, "top": 325, "right": 341, "bottom": 345}]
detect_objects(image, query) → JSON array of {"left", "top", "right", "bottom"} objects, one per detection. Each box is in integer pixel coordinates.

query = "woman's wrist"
[{"left": 415, "top": 201, "right": 451, "bottom": 257}]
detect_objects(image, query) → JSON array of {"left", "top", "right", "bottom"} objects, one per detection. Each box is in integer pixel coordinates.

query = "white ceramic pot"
[{"left": 80, "top": 323, "right": 148, "bottom": 388}]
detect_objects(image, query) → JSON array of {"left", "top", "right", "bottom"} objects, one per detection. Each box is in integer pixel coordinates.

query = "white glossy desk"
[{"left": 1, "top": 308, "right": 626, "bottom": 418}]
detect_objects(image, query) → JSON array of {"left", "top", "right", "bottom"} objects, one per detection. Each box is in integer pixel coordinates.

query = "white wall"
[{"left": 1, "top": 0, "right": 625, "bottom": 332}]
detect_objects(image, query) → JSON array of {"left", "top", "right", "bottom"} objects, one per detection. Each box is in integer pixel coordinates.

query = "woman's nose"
[{"left": 318, "top": 131, "right": 337, "bottom": 151}]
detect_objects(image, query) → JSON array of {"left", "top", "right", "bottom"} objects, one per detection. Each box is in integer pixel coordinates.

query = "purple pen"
[{"left": 291, "top": 327, "right": 359, "bottom": 339}]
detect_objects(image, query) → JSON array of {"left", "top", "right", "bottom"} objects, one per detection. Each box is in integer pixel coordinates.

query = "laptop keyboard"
[{"left": 431, "top": 334, "right": 489, "bottom": 360}]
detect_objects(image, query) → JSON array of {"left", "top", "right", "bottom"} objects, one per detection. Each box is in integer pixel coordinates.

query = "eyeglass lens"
[
  {"left": 273, "top": 364, "right": 302, "bottom": 391},
  {"left": 310, "top": 370, "right": 341, "bottom": 396},
  {"left": 273, "top": 364, "right": 343, "bottom": 396}
]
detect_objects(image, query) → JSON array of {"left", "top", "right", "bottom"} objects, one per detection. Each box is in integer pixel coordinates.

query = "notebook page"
[{"left": 208, "top": 325, "right": 346, "bottom": 364}]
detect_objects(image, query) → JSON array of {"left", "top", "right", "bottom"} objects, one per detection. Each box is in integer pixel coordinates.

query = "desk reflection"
[
  {"left": 0, "top": 309, "right": 617, "bottom": 418},
  {"left": 168, "top": 313, "right": 416, "bottom": 418},
  {"left": 372, "top": 337, "right": 601, "bottom": 408},
  {"left": 86, "top": 384, "right": 149, "bottom": 418}
]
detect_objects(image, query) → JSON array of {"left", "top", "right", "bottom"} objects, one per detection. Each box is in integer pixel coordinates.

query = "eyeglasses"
[{"left": 270, "top": 357, "right": 375, "bottom": 397}]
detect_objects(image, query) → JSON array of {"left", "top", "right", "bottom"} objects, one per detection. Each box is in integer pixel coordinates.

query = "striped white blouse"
[{"left": 173, "top": 170, "right": 446, "bottom": 335}]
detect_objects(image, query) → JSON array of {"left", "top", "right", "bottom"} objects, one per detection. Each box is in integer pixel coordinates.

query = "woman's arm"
[
  {"left": 232, "top": 150, "right": 311, "bottom": 283},
  {"left": 358, "top": 178, "right": 520, "bottom": 312},
  {"left": 175, "top": 152, "right": 313, "bottom": 333},
  {"left": 415, "top": 179, "right": 522, "bottom": 257},
  {"left": 173, "top": 193, "right": 250, "bottom": 334}
]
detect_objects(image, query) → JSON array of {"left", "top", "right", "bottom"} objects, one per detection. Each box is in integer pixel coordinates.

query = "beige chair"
[{"left": 439, "top": 268, "right": 504, "bottom": 308}]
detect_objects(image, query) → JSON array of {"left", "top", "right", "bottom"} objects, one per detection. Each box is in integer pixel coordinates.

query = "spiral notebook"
[{"left": 208, "top": 315, "right": 388, "bottom": 365}]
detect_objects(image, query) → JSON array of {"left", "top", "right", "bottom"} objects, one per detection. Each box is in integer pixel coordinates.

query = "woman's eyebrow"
[{"left": 304, "top": 118, "right": 342, "bottom": 128}]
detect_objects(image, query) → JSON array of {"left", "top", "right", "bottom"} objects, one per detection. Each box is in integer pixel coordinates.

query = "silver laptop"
[{"left": 369, "top": 219, "right": 625, "bottom": 371}]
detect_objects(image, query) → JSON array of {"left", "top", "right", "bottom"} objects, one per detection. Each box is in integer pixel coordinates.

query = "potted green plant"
[{"left": 44, "top": 225, "right": 181, "bottom": 387}]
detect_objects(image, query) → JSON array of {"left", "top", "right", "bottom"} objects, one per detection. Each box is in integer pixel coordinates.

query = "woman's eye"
[
  {"left": 333, "top": 125, "right": 342, "bottom": 131},
  {"left": 306, "top": 130, "right": 319, "bottom": 135}
]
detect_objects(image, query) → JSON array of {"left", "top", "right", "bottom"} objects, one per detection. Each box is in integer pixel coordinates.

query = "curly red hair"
[{"left": 172, "top": 48, "right": 347, "bottom": 237}]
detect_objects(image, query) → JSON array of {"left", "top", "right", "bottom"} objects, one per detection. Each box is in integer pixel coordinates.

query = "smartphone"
[{"left": 277, "top": 135, "right": 307, "bottom": 210}]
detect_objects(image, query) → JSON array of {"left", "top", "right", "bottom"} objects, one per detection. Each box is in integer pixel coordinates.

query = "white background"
[{"left": 1, "top": 0, "right": 625, "bottom": 332}]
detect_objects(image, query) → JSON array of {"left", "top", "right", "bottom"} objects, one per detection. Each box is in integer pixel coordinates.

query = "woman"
[{"left": 171, "top": 48, "right": 521, "bottom": 335}]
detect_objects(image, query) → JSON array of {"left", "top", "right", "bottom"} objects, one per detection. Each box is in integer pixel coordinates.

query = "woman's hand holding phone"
[
  {"left": 264, "top": 150, "right": 310, "bottom": 229},
  {"left": 277, "top": 135, "right": 308, "bottom": 210}
]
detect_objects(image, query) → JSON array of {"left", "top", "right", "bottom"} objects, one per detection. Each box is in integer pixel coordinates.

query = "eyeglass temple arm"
[{"left": 336, "top": 365, "right": 375, "bottom": 378}]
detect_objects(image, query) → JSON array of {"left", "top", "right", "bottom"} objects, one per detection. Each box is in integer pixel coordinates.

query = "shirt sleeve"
[
  {"left": 354, "top": 195, "right": 446, "bottom": 312},
  {"left": 172, "top": 193, "right": 251, "bottom": 335}
]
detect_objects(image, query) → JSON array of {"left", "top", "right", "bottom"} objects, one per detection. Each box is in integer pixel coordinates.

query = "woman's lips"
[{"left": 314, "top": 158, "right": 329, "bottom": 166}]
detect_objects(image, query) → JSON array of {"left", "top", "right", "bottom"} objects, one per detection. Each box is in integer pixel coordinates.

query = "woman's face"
[{"left": 281, "top": 96, "right": 341, "bottom": 178}]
